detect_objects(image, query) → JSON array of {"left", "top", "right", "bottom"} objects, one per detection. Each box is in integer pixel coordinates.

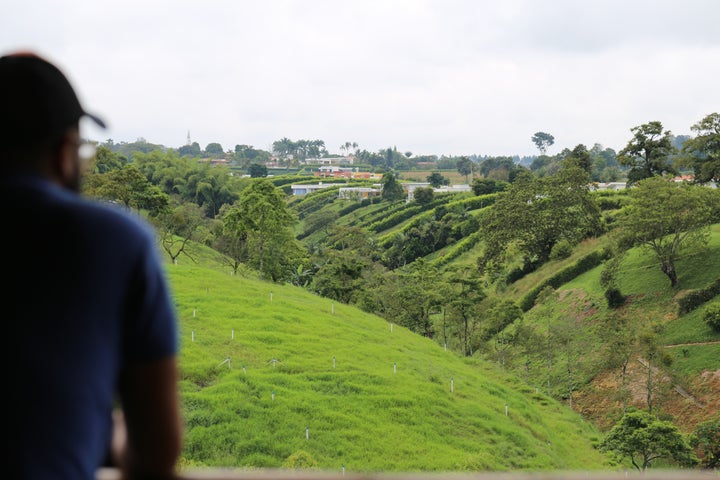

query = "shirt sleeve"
[{"left": 123, "top": 224, "right": 179, "bottom": 363}]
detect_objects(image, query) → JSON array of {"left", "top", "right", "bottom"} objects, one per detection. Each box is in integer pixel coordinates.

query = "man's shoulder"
[
  {"left": 2, "top": 174, "right": 158, "bottom": 245},
  {"left": 79, "top": 198, "right": 157, "bottom": 241}
]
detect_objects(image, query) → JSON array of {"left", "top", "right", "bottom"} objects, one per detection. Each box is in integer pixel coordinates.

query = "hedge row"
[
  {"left": 519, "top": 250, "right": 609, "bottom": 312},
  {"left": 292, "top": 187, "right": 341, "bottom": 219},
  {"left": 368, "top": 204, "right": 426, "bottom": 233},
  {"left": 337, "top": 200, "right": 367, "bottom": 217},
  {"left": 677, "top": 277, "right": 720, "bottom": 315},
  {"left": 383, "top": 193, "right": 495, "bottom": 239},
  {"left": 429, "top": 230, "right": 484, "bottom": 268},
  {"left": 447, "top": 193, "right": 496, "bottom": 211},
  {"left": 369, "top": 191, "right": 475, "bottom": 236},
  {"left": 351, "top": 201, "right": 408, "bottom": 228},
  {"left": 385, "top": 194, "right": 469, "bottom": 234}
]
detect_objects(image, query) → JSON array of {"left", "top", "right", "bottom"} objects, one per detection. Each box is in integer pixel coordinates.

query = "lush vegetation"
[
  {"left": 168, "top": 254, "right": 611, "bottom": 471},
  {"left": 82, "top": 112, "right": 720, "bottom": 472}
]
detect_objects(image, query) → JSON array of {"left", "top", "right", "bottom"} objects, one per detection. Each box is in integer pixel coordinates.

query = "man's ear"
[{"left": 51, "top": 130, "right": 80, "bottom": 188}]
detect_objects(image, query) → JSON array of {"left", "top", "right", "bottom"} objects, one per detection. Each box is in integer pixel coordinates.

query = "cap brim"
[{"left": 84, "top": 111, "right": 106, "bottom": 129}]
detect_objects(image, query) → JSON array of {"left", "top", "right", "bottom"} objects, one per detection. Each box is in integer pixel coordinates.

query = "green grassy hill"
[
  {"left": 163, "top": 182, "right": 718, "bottom": 472},
  {"left": 286, "top": 186, "right": 719, "bottom": 442},
  {"left": 167, "top": 260, "right": 612, "bottom": 472}
]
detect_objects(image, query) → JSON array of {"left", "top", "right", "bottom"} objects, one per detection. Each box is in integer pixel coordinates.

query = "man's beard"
[{"left": 63, "top": 158, "right": 82, "bottom": 192}]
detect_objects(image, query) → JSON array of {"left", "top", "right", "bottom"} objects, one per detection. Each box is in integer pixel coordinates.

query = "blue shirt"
[{"left": 3, "top": 174, "right": 179, "bottom": 480}]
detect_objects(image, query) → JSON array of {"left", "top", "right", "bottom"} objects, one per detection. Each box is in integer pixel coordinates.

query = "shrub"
[
  {"left": 677, "top": 278, "right": 720, "bottom": 314},
  {"left": 691, "top": 416, "right": 720, "bottom": 468},
  {"left": 550, "top": 239, "right": 574, "bottom": 260},
  {"left": 704, "top": 304, "right": 720, "bottom": 332},
  {"left": 283, "top": 450, "right": 318, "bottom": 469},
  {"left": 605, "top": 287, "right": 626, "bottom": 308}
]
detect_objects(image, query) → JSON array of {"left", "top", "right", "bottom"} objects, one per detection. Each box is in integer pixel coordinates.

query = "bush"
[
  {"left": 704, "top": 304, "right": 720, "bottom": 332},
  {"left": 283, "top": 450, "right": 318, "bottom": 469},
  {"left": 550, "top": 240, "right": 574, "bottom": 260},
  {"left": 677, "top": 278, "right": 720, "bottom": 314},
  {"left": 605, "top": 287, "right": 626, "bottom": 308},
  {"left": 691, "top": 416, "right": 720, "bottom": 468}
]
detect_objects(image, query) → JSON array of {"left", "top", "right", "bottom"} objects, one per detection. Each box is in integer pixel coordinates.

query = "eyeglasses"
[{"left": 77, "top": 140, "right": 97, "bottom": 162}]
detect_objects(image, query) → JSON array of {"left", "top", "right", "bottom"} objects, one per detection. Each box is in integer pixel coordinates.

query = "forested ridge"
[{"left": 81, "top": 114, "right": 720, "bottom": 471}]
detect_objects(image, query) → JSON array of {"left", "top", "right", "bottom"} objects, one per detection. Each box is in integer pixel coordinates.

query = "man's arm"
[{"left": 117, "top": 356, "right": 183, "bottom": 480}]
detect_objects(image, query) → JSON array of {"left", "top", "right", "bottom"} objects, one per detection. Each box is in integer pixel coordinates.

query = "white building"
[
  {"left": 338, "top": 186, "right": 382, "bottom": 200},
  {"left": 290, "top": 183, "right": 334, "bottom": 196}
]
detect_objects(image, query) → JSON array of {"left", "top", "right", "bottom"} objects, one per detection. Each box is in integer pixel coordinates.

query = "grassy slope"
[
  {"left": 166, "top": 259, "right": 611, "bottom": 472},
  {"left": 289, "top": 189, "right": 719, "bottom": 438},
  {"left": 513, "top": 225, "right": 720, "bottom": 432}
]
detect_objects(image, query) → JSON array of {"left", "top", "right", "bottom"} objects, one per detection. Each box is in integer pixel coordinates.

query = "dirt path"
[{"left": 664, "top": 340, "right": 720, "bottom": 347}]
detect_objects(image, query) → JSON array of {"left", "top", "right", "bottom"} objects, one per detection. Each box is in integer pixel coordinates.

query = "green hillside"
[
  {"left": 285, "top": 184, "right": 719, "bottom": 442},
  {"left": 84, "top": 130, "right": 719, "bottom": 473},
  {"left": 167, "top": 260, "right": 612, "bottom": 472}
]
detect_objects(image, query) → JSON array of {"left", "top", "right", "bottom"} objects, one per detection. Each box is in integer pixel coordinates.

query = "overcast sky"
[{"left": 3, "top": 0, "right": 719, "bottom": 157}]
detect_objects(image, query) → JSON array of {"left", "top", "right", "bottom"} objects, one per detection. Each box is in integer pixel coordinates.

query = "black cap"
[{"left": 0, "top": 51, "right": 106, "bottom": 148}]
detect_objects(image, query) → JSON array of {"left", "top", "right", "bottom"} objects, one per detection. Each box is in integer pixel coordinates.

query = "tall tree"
[
  {"left": 272, "top": 137, "right": 295, "bottom": 163},
  {"left": 204, "top": 142, "right": 224, "bottom": 156},
  {"left": 456, "top": 156, "right": 474, "bottom": 183},
  {"left": 479, "top": 165, "right": 601, "bottom": 272},
  {"left": 248, "top": 163, "right": 268, "bottom": 178},
  {"left": 310, "top": 225, "right": 378, "bottom": 304},
  {"left": 618, "top": 121, "right": 676, "bottom": 185},
  {"left": 563, "top": 144, "right": 593, "bottom": 174},
  {"left": 380, "top": 171, "right": 405, "bottom": 202},
  {"left": 599, "top": 313, "right": 637, "bottom": 413},
  {"left": 87, "top": 145, "right": 125, "bottom": 174},
  {"left": 531, "top": 132, "right": 555, "bottom": 154},
  {"left": 445, "top": 266, "right": 486, "bottom": 356},
  {"left": 617, "top": 176, "right": 720, "bottom": 287},
  {"left": 83, "top": 163, "right": 169, "bottom": 216},
  {"left": 552, "top": 315, "right": 589, "bottom": 409},
  {"left": 471, "top": 178, "right": 506, "bottom": 195},
  {"left": 310, "top": 250, "right": 369, "bottom": 304},
  {"left": 681, "top": 112, "right": 720, "bottom": 184},
  {"left": 412, "top": 186, "right": 434, "bottom": 205},
  {"left": 485, "top": 300, "right": 523, "bottom": 370},
  {"left": 178, "top": 141, "right": 201, "bottom": 157},
  {"left": 307, "top": 139, "right": 326, "bottom": 159},
  {"left": 223, "top": 179, "right": 300, "bottom": 280},
  {"left": 600, "top": 409, "right": 698, "bottom": 471},
  {"left": 478, "top": 156, "right": 516, "bottom": 179},
  {"left": 153, "top": 201, "right": 207, "bottom": 265},
  {"left": 191, "top": 164, "right": 239, "bottom": 217},
  {"left": 426, "top": 171, "right": 449, "bottom": 188},
  {"left": 393, "top": 260, "right": 444, "bottom": 338},
  {"left": 214, "top": 204, "right": 249, "bottom": 275}
]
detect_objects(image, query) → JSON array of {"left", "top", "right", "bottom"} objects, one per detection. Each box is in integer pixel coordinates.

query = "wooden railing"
[{"left": 97, "top": 468, "right": 719, "bottom": 480}]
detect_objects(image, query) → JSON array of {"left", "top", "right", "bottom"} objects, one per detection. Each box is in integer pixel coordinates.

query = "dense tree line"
[{"left": 83, "top": 112, "right": 720, "bottom": 323}]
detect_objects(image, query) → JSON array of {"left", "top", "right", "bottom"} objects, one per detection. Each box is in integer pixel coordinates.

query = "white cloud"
[{"left": 2, "top": 0, "right": 719, "bottom": 156}]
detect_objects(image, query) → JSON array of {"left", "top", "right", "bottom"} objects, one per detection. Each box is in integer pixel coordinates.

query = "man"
[{"left": 1, "top": 52, "right": 183, "bottom": 479}]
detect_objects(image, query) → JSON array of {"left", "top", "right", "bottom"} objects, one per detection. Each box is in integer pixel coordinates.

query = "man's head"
[{"left": 0, "top": 51, "right": 105, "bottom": 189}]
